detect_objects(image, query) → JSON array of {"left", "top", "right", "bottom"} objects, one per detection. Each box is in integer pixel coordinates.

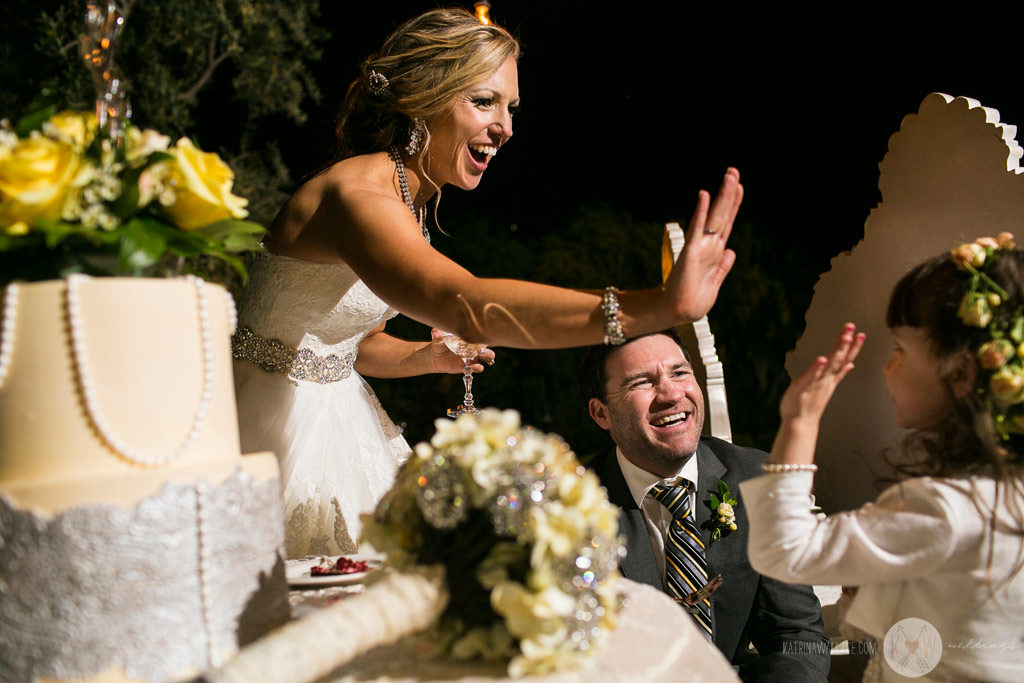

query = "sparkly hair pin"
[
  {"left": 950, "top": 233, "right": 1024, "bottom": 438},
  {"left": 367, "top": 70, "right": 390, "bottom": 97}
]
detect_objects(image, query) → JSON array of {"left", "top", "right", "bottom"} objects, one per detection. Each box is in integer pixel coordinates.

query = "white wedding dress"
[{"left": 233, "top": 252, "right": 410, "bottom": 559}]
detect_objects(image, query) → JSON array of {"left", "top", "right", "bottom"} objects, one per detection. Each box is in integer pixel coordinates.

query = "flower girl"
[{"left": 742, "top": 234, "right": 1024, "bottom": 682}]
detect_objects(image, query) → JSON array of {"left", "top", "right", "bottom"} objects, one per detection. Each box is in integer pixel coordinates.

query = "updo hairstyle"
[{"left": 336, "top": 8, "right": 520, "bottom": 159}]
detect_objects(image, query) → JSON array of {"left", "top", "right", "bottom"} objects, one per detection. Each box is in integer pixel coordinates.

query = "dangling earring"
[{"left": 406, "top": 117, "right": 426, "bottom": 156}]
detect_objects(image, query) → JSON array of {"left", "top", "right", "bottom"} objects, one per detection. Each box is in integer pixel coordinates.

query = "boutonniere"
[{"left": 706, "top": 480, "right": 738, "bottom": 542}]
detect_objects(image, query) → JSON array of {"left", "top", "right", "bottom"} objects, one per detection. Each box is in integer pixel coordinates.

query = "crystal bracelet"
[
  {"left": 761, "top": 462, "right": 818, "bottom": 473},
  {"left": 601, "top": 286, "right": 625, "bottom": 346}
]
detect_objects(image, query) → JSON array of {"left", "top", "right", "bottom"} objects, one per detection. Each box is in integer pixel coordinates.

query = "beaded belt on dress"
[{"left": 231, "top": 326, "right": 357, "bottom": 384}]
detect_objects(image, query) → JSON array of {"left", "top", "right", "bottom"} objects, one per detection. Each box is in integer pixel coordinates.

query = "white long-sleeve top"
[{"left": 740, "top": 471, "right": 1024, "bottom": 682}]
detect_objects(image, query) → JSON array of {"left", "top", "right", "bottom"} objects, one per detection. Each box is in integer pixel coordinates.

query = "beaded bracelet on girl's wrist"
[{"left": 761, "top": 462, "right": 818, "bottom": 473}]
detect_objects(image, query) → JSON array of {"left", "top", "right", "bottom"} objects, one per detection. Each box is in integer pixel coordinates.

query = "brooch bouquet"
[
  {"left": 0, "top": 104, "right": 264, "bottom": 284},
  {"left": 363, "top": 409, "right": 625, "bottom": 678}
]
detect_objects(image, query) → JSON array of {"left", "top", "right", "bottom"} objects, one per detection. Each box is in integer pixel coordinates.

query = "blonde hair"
[{"left": 336, "top": 8, "right": 520, "bottom": 159}]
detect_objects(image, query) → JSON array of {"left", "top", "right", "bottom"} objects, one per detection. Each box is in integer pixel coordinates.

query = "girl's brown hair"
[{"left": 886, "top": 249, "right": 1024, "bottom": 479}]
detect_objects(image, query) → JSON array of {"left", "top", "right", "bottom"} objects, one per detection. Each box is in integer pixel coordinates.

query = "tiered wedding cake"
[{"left": 0, "top": 277, "right": 290, "bottom": 682}]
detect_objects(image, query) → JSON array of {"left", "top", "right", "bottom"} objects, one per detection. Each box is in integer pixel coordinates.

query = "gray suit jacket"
[{"left": 592, "top": 436, "right": 830, "bottom": 682}]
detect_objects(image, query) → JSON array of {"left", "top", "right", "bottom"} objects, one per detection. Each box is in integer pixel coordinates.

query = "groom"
[{"left": 578, "top": 330, "right": 830, "bottom": 681}]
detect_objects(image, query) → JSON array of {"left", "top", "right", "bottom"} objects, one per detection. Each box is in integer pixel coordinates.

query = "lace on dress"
[{"left": 233, "top": 253, "right": 410, "bottom": 558}]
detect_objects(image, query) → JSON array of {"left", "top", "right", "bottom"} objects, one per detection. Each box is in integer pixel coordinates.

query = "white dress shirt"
[{"left": 615, "top": 447, "right": 699, "bottom": 581}]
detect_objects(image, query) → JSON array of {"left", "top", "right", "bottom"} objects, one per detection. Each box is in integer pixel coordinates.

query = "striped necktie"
[{"left": 649, "top": 481, "right": 713, "bottom": 640}]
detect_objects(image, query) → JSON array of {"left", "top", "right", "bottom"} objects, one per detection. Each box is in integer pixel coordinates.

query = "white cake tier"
[
  {"left": 1, "top": 465, "right": 290, "bottom": 682},
  {"left": 0, "top": 278, "right": 249, "bottom": 512}
]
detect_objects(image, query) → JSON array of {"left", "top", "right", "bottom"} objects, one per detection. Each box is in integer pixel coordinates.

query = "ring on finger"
[{"left": 704, "top": 229, "right": 718, "bottom": 235}]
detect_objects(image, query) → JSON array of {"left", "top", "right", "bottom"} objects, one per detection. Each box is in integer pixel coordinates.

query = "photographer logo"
[{"left": 883, "top": 618, "right": 941, "bottom": 677}]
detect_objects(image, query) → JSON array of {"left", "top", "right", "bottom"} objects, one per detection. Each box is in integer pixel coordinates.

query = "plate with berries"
[{"left": 285, "top": 554, "right": 382, "bottom": 587}]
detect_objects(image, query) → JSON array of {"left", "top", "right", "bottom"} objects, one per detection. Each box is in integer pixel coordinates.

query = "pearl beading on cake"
[
  {"left": 0, "top": 283, "right": 17, "bottom": 389},
  {"left": 65, "top": 274, "right": 214, "bottom": 467},
  {"left": 231, "top": 326, "right": 357, "bottom": 384},
  {"left": 196, "top": 481, "right": 217, "bottom": 668},
  {"left": 226, "top": 289, "right": 238, "bottom": 334}
]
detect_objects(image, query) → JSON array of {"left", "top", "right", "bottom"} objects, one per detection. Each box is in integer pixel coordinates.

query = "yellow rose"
[
  {"left": 951, "top": 242, "right": 986, "bottom": 269},
  {"left": 958, "top": 293, "right": 993, "bottom": 328},
  {"left": 124, "top": 126, "right": 170, "bottom": 161},
  {"left": 0, "top": 134, "right": 86, "bottom": 228},
  {"left": 978, "top": 339, "right": 1015, "bottom": 370},
  {"left": 162, "top": 138, "right": 247, "bottom": 229},
  {"left": 990, "top": 365, "right": 1024, "bottom": 405},
  {"left": 491, "top": 582, "right": 573, "bottom": 639},
  {"left": 45, "top": 111, "right": 98, "bottom": 149}
]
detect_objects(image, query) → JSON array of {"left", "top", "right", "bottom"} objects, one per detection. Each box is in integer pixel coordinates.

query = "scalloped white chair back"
[{"left": 662, "top": 222, "right": 733, "bottom": 443}]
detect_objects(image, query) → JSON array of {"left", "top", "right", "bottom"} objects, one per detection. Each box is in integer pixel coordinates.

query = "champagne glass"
[{"left": 440, "top": 331, "right": 488, "bottom": 417}]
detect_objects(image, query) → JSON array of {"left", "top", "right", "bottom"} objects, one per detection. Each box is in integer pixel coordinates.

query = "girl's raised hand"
[
  {"left": 663, "top": 168, "right": 744, "bottom": 322},
  {"left": 780, "top": 323, "right": 866, "bottom": 423}
]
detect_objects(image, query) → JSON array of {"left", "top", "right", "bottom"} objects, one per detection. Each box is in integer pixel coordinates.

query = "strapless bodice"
[{"left": 236, "top": 252, "right": 398, "bottom": 358}]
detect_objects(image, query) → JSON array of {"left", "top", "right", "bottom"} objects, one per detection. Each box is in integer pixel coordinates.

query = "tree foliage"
[{"left": 0, "top": 0, "right": 326, "bottom": 225}]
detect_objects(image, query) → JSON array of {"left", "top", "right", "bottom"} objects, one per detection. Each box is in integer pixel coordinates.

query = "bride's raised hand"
[
  {"left": 780, "top": 323, "right": 866, "bottom": 423},
  {"left": 663, "top": 168, "right": 743, "bottom": 322}
]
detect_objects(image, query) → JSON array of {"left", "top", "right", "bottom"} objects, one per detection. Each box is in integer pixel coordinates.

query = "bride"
[{"left": 233, "top": 8, "right": 743, "bottom": 558}]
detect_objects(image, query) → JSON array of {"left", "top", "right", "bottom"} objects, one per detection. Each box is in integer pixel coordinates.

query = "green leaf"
[
  {"left": 717, "top": 481, "right": 729, "bottom": 498},
  {"left": 1011, "top": 317, "right": 1024, "bottom": 345},
  {"left": 15, "top": 103, "right": 57, "bottom": 137},
  {"left": 119, "top": 219, "right": 168, "bottom": 274},
  {"left": 223, "top": 231, "right": 265, "bottom": 254},
  {"left": 726, "top": 497, "right": 738, "bottom": 506},
  {"left": 33, "top": 219, "right": 89, "bottom": 249},
  {"left": 216, "top": 253, "right": 249, "bottom": 283},
  {"left": 140, "top": 150, "right": 175, "bottom": 167},
  {"left": 111, "top": 174, "right": 142, "bottom": 219},
  {"left": 709, "top": 493, "right": 720, "bottom": 508},
  {"left": 163, "top": 224, "right": 213, "bottom": 257},
  {"left": 194, "top": 219, "right": 267, "bottom": 253}
]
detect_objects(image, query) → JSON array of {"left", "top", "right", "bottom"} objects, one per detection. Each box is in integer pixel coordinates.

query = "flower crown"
[{"left": 951, "top": 233, "right": 1024, "bottom": 438}]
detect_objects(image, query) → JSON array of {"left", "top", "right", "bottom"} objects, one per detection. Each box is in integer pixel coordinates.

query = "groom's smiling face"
[{"left": 588, "top": 334, "right": 705, "bottom": 478}]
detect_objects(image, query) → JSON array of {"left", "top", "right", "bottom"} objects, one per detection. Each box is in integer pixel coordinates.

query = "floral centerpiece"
[
  {"left": 0, "top": 103, "right": 264, "bottom": 284},
  {"left": 205, "top": 410, "right": 625, "bottom": 683},
  {"left": 363, "top": 409, "right": 625, "bottom": 678}
]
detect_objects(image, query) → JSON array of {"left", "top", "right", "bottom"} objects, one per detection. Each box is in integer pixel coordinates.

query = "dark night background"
[
  {"left": 4, "top": 1, "right": 1023, "bottom": 457},
  {"left": 333, "top": 3, "right": 1024, "bottom": 455}
]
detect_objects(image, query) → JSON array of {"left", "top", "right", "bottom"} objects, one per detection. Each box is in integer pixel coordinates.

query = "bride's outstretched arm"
[{"left": 333, "top": 169, "right": 742, "bottom": 349}]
